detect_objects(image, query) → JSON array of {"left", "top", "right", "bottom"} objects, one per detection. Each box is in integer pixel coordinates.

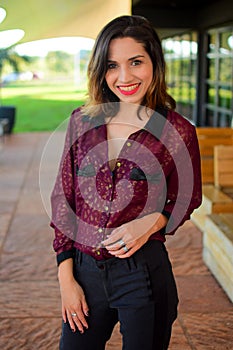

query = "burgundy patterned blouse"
[{"left": 50, "top": 107, "right": 202, "bottom": 264}]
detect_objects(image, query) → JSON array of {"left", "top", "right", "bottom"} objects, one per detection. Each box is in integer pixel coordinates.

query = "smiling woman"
[{"left": 50, "top": 14, "right": 202, "bottom": 350}]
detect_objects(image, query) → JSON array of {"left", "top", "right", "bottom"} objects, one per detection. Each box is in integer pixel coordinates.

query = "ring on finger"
[
  {"left": 122, "top": 245, "right": 129, "bottom": 253},
  {"left": 118, "top": 239, "right": 125, "bottom": 247},
  {"left": 71, "top": 312, "right": 77, "bottom": 317}
]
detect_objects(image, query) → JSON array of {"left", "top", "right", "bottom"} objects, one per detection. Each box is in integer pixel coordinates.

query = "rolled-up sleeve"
[{"left": 162, "top": 124, "right": 202, "bottom": 234}]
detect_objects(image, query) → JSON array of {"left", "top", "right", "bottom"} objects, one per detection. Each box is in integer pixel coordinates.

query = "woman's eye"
[
  {"left": 107, "top": 63, "right": 117, "bottom": 69},
  {"left": 132, "top": 60, "right": 142, "bottom": 66}
]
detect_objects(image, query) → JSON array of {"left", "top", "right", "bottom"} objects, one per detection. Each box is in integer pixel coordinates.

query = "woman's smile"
[{"left": 117, "top": 83, "right": 141, "bottom": 95}]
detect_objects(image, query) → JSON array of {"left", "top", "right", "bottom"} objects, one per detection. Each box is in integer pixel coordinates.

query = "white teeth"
[{"left": 119, "top": 84, "right": 139, "bottom": 91}]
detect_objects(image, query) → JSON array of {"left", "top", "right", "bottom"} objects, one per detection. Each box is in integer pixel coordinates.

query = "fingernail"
[
  {"left": 85, "top": 311, "right": 89, "bottom": 317},
  {"left": 72, "top": 329, "right": 76, "bottom": 333}
]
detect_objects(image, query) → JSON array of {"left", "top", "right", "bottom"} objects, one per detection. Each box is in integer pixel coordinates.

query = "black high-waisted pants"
[{"left": 59, "top": 240, "right": 179, "bottom": 350}]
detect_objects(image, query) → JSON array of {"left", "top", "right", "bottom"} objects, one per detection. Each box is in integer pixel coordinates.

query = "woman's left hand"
[{"left": 101, "top": 213, "right": 163, "bottom": 258}]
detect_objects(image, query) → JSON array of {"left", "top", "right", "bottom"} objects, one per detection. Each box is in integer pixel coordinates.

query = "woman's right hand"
[{"left": 58, "top": 258, "right": 89, "bottom": 333}]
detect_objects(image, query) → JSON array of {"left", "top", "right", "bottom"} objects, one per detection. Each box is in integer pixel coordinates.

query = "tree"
[
  {"left": 45, "top": 51, "right": 73, "bottom": 75},
  {"left": 0, "top": 46, "right": 31, "bottom": 133},
  {"left": 0, "top": 46, "right": 31, "bottom": 94}
]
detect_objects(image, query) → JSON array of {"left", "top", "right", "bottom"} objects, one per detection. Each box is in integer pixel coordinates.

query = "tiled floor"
[{"left": 0, "top": 132, "right": 232, "bottom": 350}]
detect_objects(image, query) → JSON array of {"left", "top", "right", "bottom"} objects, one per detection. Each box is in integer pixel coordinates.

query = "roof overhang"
[{"left": 0, "top": 0, "right": 131, "bottom": 44}]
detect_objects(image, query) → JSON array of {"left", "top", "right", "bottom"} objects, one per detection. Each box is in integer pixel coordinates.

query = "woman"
[{"left": 51, "top": 15, "right": 202, "bottom": 350}]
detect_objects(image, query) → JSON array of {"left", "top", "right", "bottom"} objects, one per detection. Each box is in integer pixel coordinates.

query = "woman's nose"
[{"left": 119, "top": 66, "right": 132, "bottom": 82}]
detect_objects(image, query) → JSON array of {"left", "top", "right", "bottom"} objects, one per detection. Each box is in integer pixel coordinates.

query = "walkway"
[{"left": 0, "top": 132, "right": 232, "bottom": 350}]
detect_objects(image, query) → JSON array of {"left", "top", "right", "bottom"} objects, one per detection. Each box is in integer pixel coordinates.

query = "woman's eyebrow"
[
  {"left": 128, "top": 54, "right": 145, "bottom": 61},
  {"left": 107, "top": 54, "right": 145, "bottom": 62}
]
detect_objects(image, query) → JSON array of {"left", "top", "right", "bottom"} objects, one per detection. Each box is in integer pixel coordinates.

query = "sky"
[
  {"left": 14, "top": 37, "right": 95, "bottom": 57},
  {"left": 0, "top": 33, "right": 95, "bottom": 57}
]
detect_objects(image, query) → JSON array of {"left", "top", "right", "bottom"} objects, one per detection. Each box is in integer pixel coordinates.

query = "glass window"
[
  {"left": 163, "top": 32, "right": 198, "bottom": 122},
  {"left": 204, "top": 26, "right": 233, "bottom": 126}
]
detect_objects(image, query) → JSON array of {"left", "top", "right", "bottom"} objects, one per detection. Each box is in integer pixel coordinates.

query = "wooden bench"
[
  {"left": 192, "top": 130, "right": 233, "bottom": 230},
  {"left": 201, "top": 144, "right": 233, "bottom": 215},
  {"left": 214, "top": 145, "right": 233, "bottom": 199},
  {"left": 196, "top": 127, "right": 233, "bottom": 184},
  {"left": 203, "top": 213, "right": 233, "bottom": 303},
  {"left": 191, "top": 130, "right": 233, "bottom": 302}
]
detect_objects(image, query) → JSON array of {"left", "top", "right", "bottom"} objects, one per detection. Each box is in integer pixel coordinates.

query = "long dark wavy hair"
[{"left": 82, "top": 15, "right": 176, "bottom": 117}]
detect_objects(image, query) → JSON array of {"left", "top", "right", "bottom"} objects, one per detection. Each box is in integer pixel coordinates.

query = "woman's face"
[{"left": 105, "top": 37, "right": 153, "bottom": 105}]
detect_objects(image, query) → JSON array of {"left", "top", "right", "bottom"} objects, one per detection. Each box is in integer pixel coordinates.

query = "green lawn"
[{"left": 0, "top": 81, "right": 87, "bottom": 132}]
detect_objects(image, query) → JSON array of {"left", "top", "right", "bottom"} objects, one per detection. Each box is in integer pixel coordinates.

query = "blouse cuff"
[
  {"left": 160, "top": 209, "right": 172, "bottom": 235},
  {"left": 56, "top": 250, "right": 75, "bottom": 266},
  {"left": 161, "top": 209, "right": 171, "bottom": 220}
]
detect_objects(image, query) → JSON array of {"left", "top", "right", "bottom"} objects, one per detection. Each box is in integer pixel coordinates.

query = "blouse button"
[
  {"left": 116, "top": 162, "right": 121, "bottom": 167},
  {"left": 98, "top": 228, "right": 103, "bottom": 233},
  {"left": 104, "top": 206, "right": 109, "bottom": 211},
  {"left": 126, "top": 142, "right": 131, "bottom": 147},
  {"left": 108, "top": 184, "right": 112, "bottom": 188}
]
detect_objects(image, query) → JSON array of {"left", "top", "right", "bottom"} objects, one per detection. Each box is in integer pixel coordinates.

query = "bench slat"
[
  {"left": 197, "top": 127, "right": 233, "bottom": 184},
  {"left": 214, "top": 145, "right": 233, "bottom": 188}
]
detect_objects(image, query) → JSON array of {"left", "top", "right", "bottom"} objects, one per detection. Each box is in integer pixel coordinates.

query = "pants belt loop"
[{"left": 76, "top": 249, "right": 83, "bottom": 266}]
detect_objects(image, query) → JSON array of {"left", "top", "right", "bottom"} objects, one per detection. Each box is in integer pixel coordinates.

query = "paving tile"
[
  {"left": 166, "top": 220, "right": 202, "bottom": 249},
  {"left": 166, "top": 220, "right": 203, "bottom": 250},
  {"left": 0, "top": 172, "right": 26, "bottom": 202},
  {"left": 2, "top": 214, "right": 53, "bottom": 253},
  {"left": 0, "top": 149, "right": 32, "bottom": 170},
  {"left": 0, "top": 250, "right": 57, "bottom": 281},
  {"left": 180, "top": 312, "right": 233, "bottom": 350},
  {"left": 16, "top": 190, "right": 48, "bottom": 215},
  {"left": 0, "top": 200, "right": 15, "bottom": 218},
  {"left": 0, "top": 138, "right": 37, "bottom": 173},
  {"left": 0, "top": 212, "right": 12, "bottom": 249},
  {"left": 106, "top": 323, "right": 122, "bottom": 349},
  {"left": 0, "top": 281, "right": 60, "bottom": 318},
  {"left": 168, "top": 246, "right": 209, "bottom": 276},
  {"left": 0, "top": 318, "right": 60, "bottom": 350},
  {"left": 176, "top": 275, "right": 233, "bottom": 313},
  {"left": 169, "top": 319, "right": 192, "bottom": 350}
]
